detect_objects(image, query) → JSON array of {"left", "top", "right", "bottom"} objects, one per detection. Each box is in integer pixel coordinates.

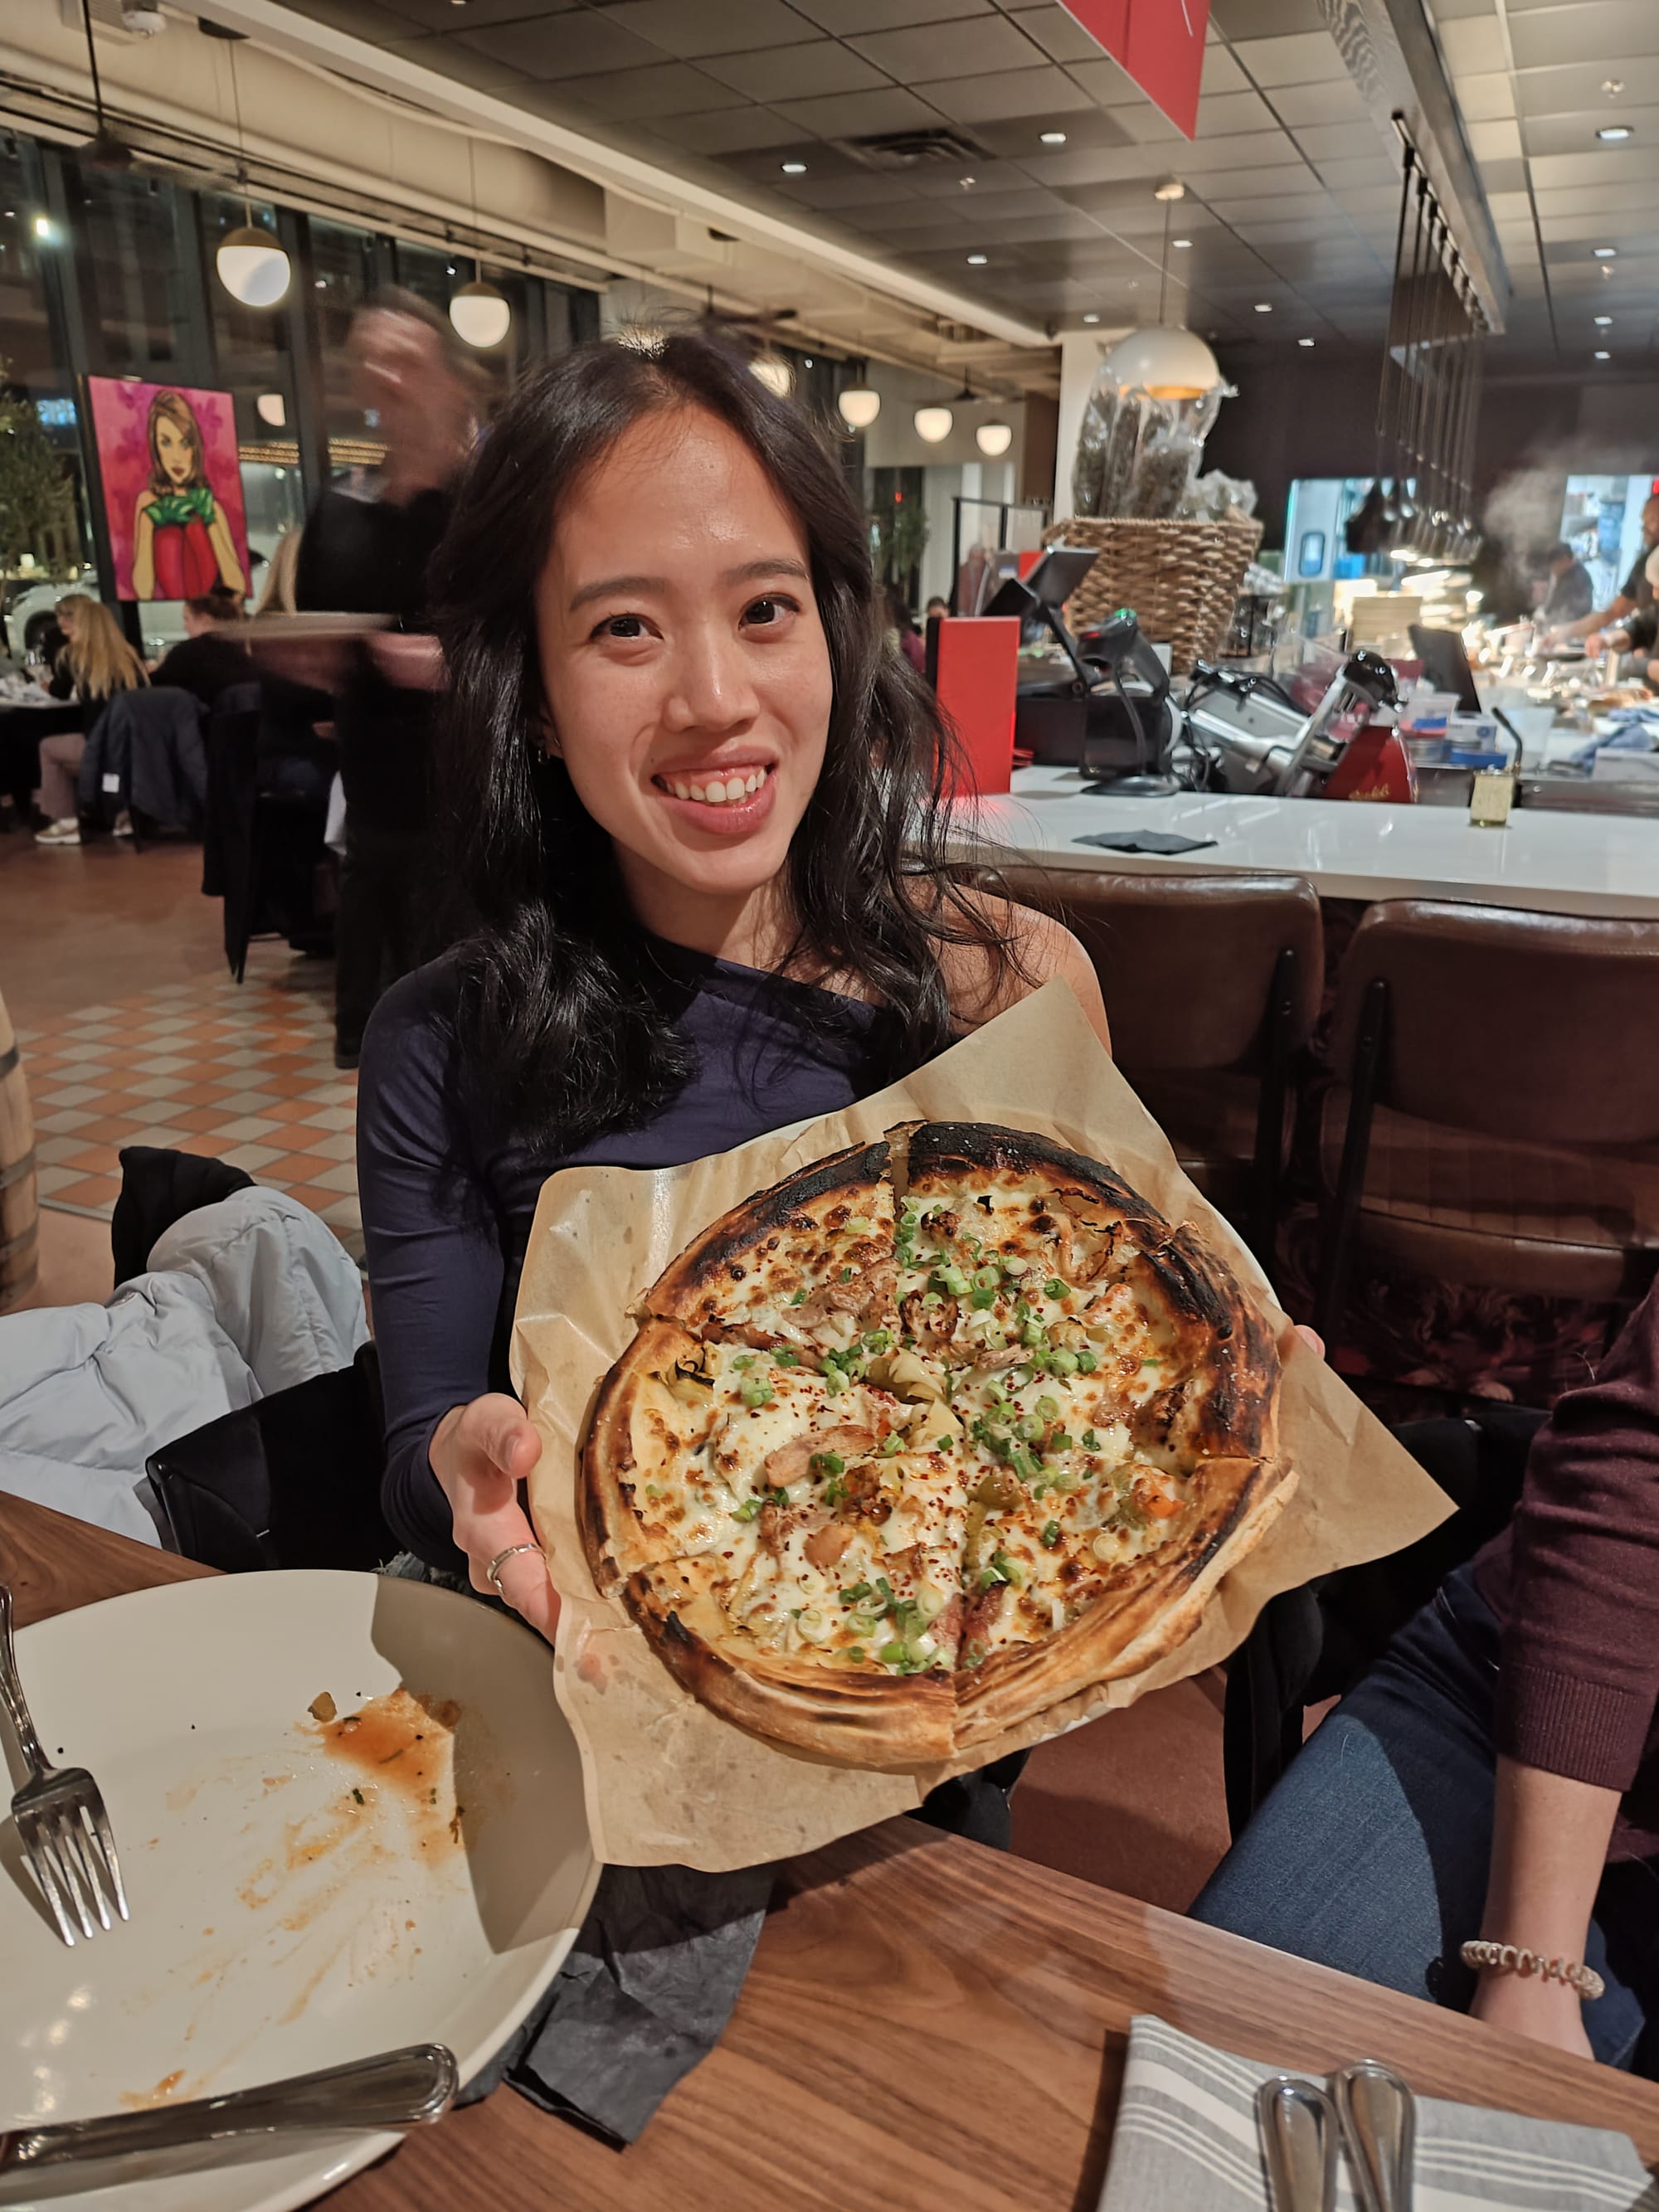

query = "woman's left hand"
[{"left": 1470, "top": 1968, "right": 1595, "bottom": 2060}]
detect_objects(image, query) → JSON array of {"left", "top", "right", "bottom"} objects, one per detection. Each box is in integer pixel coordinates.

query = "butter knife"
[
  {"left": 0, "top": 2044, "right": 456, "bottom": 2200},
  {"left": 1257, "top": 2074, "right": 1338, "bottom": 2212}
]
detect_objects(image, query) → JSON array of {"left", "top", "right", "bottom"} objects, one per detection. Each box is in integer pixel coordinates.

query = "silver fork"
[{"left": 0, "top": 1583, "right": 129, "bottom": 1945}]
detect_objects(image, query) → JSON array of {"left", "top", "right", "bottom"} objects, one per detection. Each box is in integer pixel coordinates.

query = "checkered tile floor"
[{"left": 17, "top": 959, "right": 361, "bottom": 1253}]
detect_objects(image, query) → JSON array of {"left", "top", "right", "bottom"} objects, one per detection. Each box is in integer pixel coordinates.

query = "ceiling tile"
[
  {"left": 1526, "top": 145, "right": 1652, "bottom": 188},
  {"left": 1064, "top": 56, "right": 1155, "bottom": 106},
  {"left": 1467, "top": 116, "right": 1523, "bottom": 159},
  {"left": 381, "top": 32, "right": 523, "bottom": 87},
  {"left": 1230, "top": 31, "right": 1349, "bottom": 85},
  {"left": 1005, "top": 5, "right": 1108, "bottom": 64},
  {"left": 1199, "top": 46, "right": 1251, "bottom": 95},
  {"left": 847, "top": 14, "right": 1041, "bottom": 81},
  {"left": 702, "top": 41, "right": 887, "bottom": 101},
  {"left": 1194, "top": 88, "right": 1282, "bottom": 134},
  {"left": 281, "top": 0, "right": 429, "bottom": 36},
  {"left": 1515, "top": 58, "right": 1659, "bottom": 115},
  {"left": 776, "top": 168, "right": 922, "bottom": 207},
  {"left": 1262, "top": 77, "right": 1369, "bottom": 123},
  {"left": 645, "top": 105, "right": 801, "bottom": 152},
  {"left": 1209, "top": 0, "right": 1328, "bottom": 33},
  {"left": 1522, "top": 107, "right": 1659, "bottom": 158},
  {"left": 376, "top": 0, "right": 579, "bottom": 26},
  {"left": 456, "top": 12, "right": 658, "bottom": 75},
  {"left": 1510, "top": 2, "right": 1659, "bottom": 69},
  {"left": 922, "top": 65, "right": 1096, "bottom": 122},
  {"left": 908, "top": 159, "right": 1037, "bottom": 195},
  {"left": 567, "top": 62, "right": 750, "bottom": 118},
  {"left": 789, "top": 0, "right": 991, "bottom": 30},
  {"left": 771, "top": 85, "right": 946, "bottom": 135},
  {"left": 1473, "top": 156, "right": 1527, "bottom": 192},
  {"left": 1437, "top": 15, "right": 1508, "bottom": 70},
  {"left": 595, "top": 0, "right": 821, "bottom": 56},
  {"left": 1451, "top": 70, "right": 1517, "bottom": 120}
]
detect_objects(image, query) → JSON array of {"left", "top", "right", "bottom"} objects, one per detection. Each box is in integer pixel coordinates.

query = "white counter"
[{"left": 964, "top": 766, "right": 1659, "bottom": 920}]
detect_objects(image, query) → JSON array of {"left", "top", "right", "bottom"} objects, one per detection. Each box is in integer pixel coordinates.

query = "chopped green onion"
[
  {"left": 970, "top": 1285, "right": 997, "bottom": 1310},
  {"left": 879, "top": 1431, "right": 905, "bottom": 1457},
  {"left": 863, "top": 1329, "right": 893, "bottom": 1353},
  {"left": 735, "top": 1498, "right": 762, "bottom": 1521},
  {"left": 1016, "top": 1414, "right": 1045, "bottom": 1443},
  {"left": 789, "top": 1288, "right": 808, "bottom": 1305},
  {"left": 1075, "top": 1349, "right": 1098, "bottom": 1373},
  {"left": 810, "top": 1451, "right": 846, "bottom": 1477},
  {"left": 936, "top": 1263, "right": 971, "bottom": 1297},
  {"left": 1048, "top": 1349, "right": 1080, "bottom": 1377},
  {"left": 740, "top": 1379, "right": 774, "bottom": 1408},
  {"left": 963, "top": 1640, "right": 986, "bottom": 1670},
  {"left": 1014, "top": 1296, "right": 1032, "bottom": 1325},
  {"left": 1010, "top": 1445, "right": 1042, "bottom": 1482},
  {"left": 1041, "top": 1519, "right": 1062, "bottom": 1549},
  {"left": 841, "top": 1267, "right": 854, "bottom": 1281},
  {"left": 773, "top": 1349, "right": 800, "bottom": 1367},
  {"left": 732, "top": 1354, "right": 755, "bottom": 1370},
  {"left": 1035, "top": 1396, "right": 1062, "bottom": 1422},
  {"left": 991, "top": 1547, "right": 1021, "bottom": 1587},
  {"left": 985, "top": 1383, "right": 1008, "bottom": 1408},
  {"left": 1082, "top": 1428, "right": 1100, "bottom": 1450},
  {"left": 839, "top": 1581, "right": 874, "bottom": 1606},
  {"left": 974, "top": 1265, "right": 1001, "bottom": 1290},
  {"left": 1021, "top": 1320, "right": 1048, "bottom": 1349},
  {"left": 849, "top": 1611, "right": 880, "bottom": 1636},
  {"left": 1044, "top": 1277, "right": 1067, "bottom": 1300},
  {"left": 849, "top": 1646, "right": 867, "bottom": 1663},
  {"left": 824, "top": 1365, "right": 847, "bottom": 1397},
  {"left": 823, "top": 1476, "right": 847, "bottom": 1505},
  {"left": 1049, "top": 1430, "right": 1073, "bottom": 1452}
]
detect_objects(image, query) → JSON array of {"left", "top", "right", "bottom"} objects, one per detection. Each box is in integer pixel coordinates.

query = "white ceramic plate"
[{"left": 0, "top": 1572, "right": 599, "bottom": 2212}]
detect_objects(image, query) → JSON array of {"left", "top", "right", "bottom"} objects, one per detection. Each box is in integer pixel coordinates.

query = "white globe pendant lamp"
[
  {"left": 450, "top": 278, "right": 511, "bottom": 349},
  {"left": 216, "top": 223, "right": 290, "bottom": 309},
  {"left": 975, "top": 419, "right": 1013, "bottom": 457},
  {"left": 837, "top": 382, "right": 880, "bottom": 429},
  {"left": 1100, "top": 323, "right": 1219, "bottom": 401},
  {"left": 914, "top": 404, "right": 953, "bottom": 444}
]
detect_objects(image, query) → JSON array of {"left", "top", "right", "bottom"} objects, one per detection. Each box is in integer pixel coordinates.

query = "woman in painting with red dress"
[{"left": 130, "top": 388, "right": 246, "bottom": 603}]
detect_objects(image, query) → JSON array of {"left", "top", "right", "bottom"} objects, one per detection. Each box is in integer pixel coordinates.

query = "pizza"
[{"left": 578, "top": 1123, "right": 1292, "bottom": 1769}]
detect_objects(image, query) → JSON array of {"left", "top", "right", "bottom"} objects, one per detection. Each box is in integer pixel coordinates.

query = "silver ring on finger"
[{"left": 485, "top": 1541, "right": 545, "bottom": 1592}]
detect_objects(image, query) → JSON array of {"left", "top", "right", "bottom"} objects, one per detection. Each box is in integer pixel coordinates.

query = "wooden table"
[{"left": 7, "top": 1489, "right": 1659, "bottom": 2208}]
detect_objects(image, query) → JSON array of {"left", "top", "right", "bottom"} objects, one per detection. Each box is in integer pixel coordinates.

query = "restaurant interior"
[{"left": 2, "top": 0, "right": 1659, "bottom": 2204}]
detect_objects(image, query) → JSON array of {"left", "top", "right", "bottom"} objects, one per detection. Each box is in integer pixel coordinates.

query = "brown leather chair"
[
  {"left": 992, "top": 866, "right": 1325, "bottom": 1278},
  {"left": 1315, "top": 900, "right": 1659, "bottom": 1343}
]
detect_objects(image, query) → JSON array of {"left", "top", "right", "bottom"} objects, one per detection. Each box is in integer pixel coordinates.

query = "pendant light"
[
  {"left": 1100, "top": 182, "right": 1219, "bottom": 401},
  {"left": 914, "top": 404, "right": 953, "bottom": 444},
  {"left": 975, "top": 420, "right": 1013, "bottom": 456},
  {"left": 450, "top": 140, "right": 511, "bottom": 349},
  {"left": 214, "top": 39, "right": 290, "bottom": 308},
  {"left": 837, "top": 360, "right": 880, "bottom": 429}
]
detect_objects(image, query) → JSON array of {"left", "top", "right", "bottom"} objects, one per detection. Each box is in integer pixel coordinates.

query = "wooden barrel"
[{"left": 0, "top": 989, "right": 38, "bottom": 1312}]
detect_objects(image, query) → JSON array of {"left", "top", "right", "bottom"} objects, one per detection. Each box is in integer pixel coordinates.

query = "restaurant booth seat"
[
  {"left": 1314, "top": 901, "right": 1659, "bottom": 1346},
  {"left": 986, "top": 865, "right": 1324, "bottom": 1283}
]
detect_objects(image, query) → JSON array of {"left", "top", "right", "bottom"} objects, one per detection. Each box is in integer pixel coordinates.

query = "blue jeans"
[{"left": 1192, "top": 1564, "right": 1659, "bottom": 2075}]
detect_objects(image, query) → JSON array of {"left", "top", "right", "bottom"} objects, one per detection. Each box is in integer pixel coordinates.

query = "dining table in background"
[
  {"left": 971, "top": 764, "right": 1659, "bottom": 920},
  {"left": 6, "top": 1485, "right": 1659, "bottom": 2211}
]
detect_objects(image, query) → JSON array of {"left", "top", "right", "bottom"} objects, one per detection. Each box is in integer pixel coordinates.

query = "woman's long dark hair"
[{"left": 428, "top": 328, "right": 1015, "bottom": 1152}]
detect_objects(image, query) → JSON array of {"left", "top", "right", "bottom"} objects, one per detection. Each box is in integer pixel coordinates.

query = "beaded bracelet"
[{"left": 1460, "top": 1939, "right": 1605, "bottom": 2001}]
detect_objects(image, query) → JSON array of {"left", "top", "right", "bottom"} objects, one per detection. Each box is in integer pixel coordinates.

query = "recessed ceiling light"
[
  {"left": 966, "top": 252, "right": 988, "bottom": 265},
  {"left": 1082, "top": 312, "right": 1101, "bottom": 323},
  {"left": 1254, "top": 302, "right": 1272, "bottom": 313},
  {"left": 1603, "top": 78, "right": 1624, "bottom": 95},
  {"left": 781, "top": 160, "right": 807, "bottom": 174},
  {"left": 1593, "top": 246, "right": 1618, "bottom": 257},
  {"left": 1171, "top": 237, "right": 1191, "bottom": 250},
  {"left": 1153, "top": 179, "right": 1185, "bottom": 202},
  {"left": 1598, "top": 125, "right": 1633, "bottom": 141},
  {"left": 1595, "top": 314, "right": 1613, "bottom": 325},
  {"left": 1595, "top": 349, "right": 1611, "bottom": 360},
  {"left": 1039, "top": 130, "right": 1068, "bottom": 145},
  {"left": 1298, "top": 338, "right": 1315, "bottom": 348},
  {"left": 958, "top": 175, "right": 975, "bottom": 188}
]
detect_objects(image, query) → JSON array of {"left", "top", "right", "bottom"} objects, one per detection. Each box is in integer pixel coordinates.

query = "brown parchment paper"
[{"left": 510, "top": 981, "right": 1451, "bottom": 1871}]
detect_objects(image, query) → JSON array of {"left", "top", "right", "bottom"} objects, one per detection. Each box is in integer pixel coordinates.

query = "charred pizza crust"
[{"left": 577, "top": 1122, "right": 1288, "bottom": 1769}]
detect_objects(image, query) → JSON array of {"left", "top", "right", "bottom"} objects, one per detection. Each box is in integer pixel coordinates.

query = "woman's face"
[
  {"left": 537, "top": 406, "right": 833, "bottom": 921},
  {"left": 155, "top": 414, "right": 193, "bottom": 485},
  {"left": 59, "top": 604, "right": 78, "bottom": 641}
]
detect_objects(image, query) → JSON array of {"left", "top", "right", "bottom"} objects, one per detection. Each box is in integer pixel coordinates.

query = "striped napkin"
[{"left": 1099, "top": 2015, "right": 1659, "bottom": 2212}]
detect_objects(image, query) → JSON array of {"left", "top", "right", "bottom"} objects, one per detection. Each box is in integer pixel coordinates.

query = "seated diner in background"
[
  {"left": 355, "top": 333, "right": 1107, "bottom": 1832},
  {"left": 33, "top": 593, "right": 147, "bottom": 848},
  {"left": 1192, "top": 1277, "right": 1659, "bottom": 2078},
  {"left": 1549, "top": 492, "right": 1659, "bottom": 644},
  {"left": 1534, "top": 539, "right": 1593, "bottom": 625},
  {"left": 147, "top": 586, "right": 251, "bottom": 709}
]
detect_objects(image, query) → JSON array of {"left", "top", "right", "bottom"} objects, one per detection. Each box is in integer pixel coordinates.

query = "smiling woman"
[{"left": 355, "top": 333, "right": 1107, "bottom": 1731}]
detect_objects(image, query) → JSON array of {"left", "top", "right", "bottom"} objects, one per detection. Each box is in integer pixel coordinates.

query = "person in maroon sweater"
[{"left": 1191, "top": 1283, "right": 1659, "bottom": 2075}]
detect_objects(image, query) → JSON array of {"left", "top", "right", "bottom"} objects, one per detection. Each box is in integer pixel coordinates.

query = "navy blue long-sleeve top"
[{"left": 357, "top": 942, "right": 890, "bottom": 1570}]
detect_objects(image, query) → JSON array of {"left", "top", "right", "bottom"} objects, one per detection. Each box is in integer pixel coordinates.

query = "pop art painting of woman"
[{"left": 85, "top": 377, "right": 251, "bottom": 605}]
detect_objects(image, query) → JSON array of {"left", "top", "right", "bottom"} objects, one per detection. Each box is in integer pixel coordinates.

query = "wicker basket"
[{"left": 1041, "top": 515, "right": 1263, "bottom": 673}]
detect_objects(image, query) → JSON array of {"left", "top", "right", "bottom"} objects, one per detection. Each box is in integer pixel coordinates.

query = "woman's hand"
[
  {"left": 1469, "top": 1966, "right": 1594, "bottom": 2060},
  {"left": 429, "top": 1393, "right": 560, "bottom": 1642}
]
